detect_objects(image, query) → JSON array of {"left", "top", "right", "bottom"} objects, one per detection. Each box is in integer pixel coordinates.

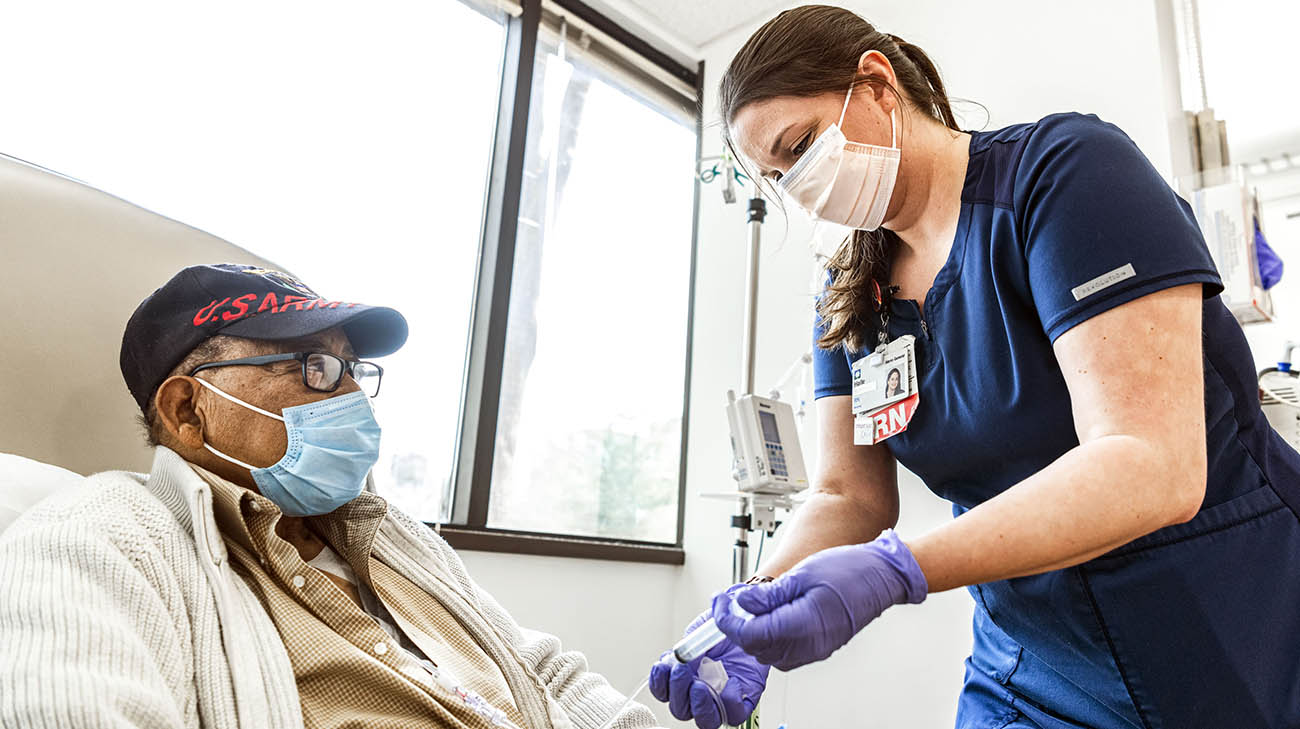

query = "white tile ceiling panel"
[{"left": 620, "top": 0, "right": 791, "bottom": 49}]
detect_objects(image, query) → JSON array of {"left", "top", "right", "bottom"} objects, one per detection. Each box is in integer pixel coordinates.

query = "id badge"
[{"left": 852, "top": 335, "right": 920, "bottom": 445}]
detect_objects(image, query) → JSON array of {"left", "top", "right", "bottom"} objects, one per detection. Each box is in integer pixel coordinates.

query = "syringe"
[
  {"left": 672, "top": 617, "right": 729, "bottom": 663},
  {"left": 671, "top": 597, "right": 756, "bottom": 663}
]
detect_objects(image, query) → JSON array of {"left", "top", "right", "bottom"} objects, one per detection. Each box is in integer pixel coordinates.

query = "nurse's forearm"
[
  {"left": 904, "top": 434, "right": 1202, "bottom": 594},
  {"left": 755, "top": 488, "right": 896, "bottom": 578}
]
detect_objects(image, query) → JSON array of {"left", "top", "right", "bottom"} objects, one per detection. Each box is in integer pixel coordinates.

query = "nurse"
[{"left": 649, "top": 5, "right": 1300, "bottom": 729}]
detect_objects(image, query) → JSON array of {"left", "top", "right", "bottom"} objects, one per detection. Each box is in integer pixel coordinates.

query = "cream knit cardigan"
[{"left": 0, "top": 447, "right": 660, "bottom": 729}]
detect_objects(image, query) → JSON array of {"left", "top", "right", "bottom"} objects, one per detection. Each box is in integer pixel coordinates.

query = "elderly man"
[{"left": 0, "top": 264, "right": 657, "bottom": 729}]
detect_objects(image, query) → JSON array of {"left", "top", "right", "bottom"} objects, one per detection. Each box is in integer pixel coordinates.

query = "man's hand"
[{"left": 648, "top": 588, "right": 769, "bottom": 729}]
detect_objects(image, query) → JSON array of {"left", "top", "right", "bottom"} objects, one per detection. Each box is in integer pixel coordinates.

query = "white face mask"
[{"left": 778, "top": 83, "right": 901, "bottom": 231}]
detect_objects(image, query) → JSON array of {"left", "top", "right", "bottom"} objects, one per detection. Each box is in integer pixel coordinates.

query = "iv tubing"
[{"left": 596, "top": 678, "right": 649, "bottom": 729}]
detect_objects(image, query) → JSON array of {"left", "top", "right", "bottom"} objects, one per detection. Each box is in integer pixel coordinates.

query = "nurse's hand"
[
  {"left": 714, "top": 529, "right": 928, "bottom": 671},
  {"left": 648, "top": 588, "right": 769, "bottom": 729}
]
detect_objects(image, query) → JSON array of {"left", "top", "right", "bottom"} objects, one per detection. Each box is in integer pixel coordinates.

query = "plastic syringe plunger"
[{"left": 671, "top": 598, "right": 756, "bottom": 663}]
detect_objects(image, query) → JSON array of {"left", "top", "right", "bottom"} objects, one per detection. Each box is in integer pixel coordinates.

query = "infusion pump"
[{"left": 726, "top": 391, "right": 809, "bottom": 495}]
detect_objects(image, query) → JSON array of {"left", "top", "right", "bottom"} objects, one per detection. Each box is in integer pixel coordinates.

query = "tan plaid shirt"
[{"left": 195, "top": 465, "right": 528, "bottom": 729}]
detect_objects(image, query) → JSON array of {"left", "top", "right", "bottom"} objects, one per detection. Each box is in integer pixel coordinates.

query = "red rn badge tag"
[{"left": 855, "top": 393, "right": 919, "bottom": 444}]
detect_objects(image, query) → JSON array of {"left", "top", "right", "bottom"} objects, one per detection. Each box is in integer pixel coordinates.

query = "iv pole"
[
  {"left": 733, "top": 193, "right": 766, "bottom": 585},
  {"left": 700, "top": 150, "right": 814, "bottom": 729}
]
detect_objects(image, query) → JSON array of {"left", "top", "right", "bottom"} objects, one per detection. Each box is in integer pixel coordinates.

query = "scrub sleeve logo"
[{"left": 1070, "top": 263, "right": 1137, "bottom": 301}]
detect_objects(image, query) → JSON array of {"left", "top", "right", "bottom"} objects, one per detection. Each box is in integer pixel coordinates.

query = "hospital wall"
[
  {"left": 0, "top": 2, "right": 1199, "bottom": 728},
  {"left": 1241, "top": 166, "right": 1300, "bottom": 372},
  {"left": 0, "top": 157, "right": 281, "bottom": 476}
]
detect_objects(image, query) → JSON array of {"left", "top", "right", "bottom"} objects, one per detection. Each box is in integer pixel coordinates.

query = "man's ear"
[{"left": 155, "top": 376, "right": 206, "bottom": 449}]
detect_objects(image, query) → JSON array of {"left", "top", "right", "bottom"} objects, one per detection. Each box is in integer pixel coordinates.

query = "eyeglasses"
[{"left": 189, "top": 352, "right": 384, "bottom": 397}]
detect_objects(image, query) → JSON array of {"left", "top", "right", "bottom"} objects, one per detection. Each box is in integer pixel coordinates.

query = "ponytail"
[{"left": 888, "top": 34, "right": 959, "bottom": 131}]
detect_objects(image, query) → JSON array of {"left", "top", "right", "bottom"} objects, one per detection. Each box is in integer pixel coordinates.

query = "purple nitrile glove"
[
  {"left": 713, "top": 529, "right": 928, "bottom": 671},
  {"left": 1256, "top": 220, "right": 1283, "bottom": 289},
  {"left": 647, "top": 586, "right": 770, "bottom": 729}
]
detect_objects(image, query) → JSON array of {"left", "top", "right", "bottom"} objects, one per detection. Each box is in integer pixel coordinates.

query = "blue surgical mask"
[{"left": 195, "top": 379, "right": 380, "bottom": 517}]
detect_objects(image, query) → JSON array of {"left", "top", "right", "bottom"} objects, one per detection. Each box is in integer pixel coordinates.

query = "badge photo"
[{"left": 852, "top": 347, "right": 910, "bottom": 415}]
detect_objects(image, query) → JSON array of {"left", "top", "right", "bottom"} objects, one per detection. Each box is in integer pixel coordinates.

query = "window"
[
  {"left": 1, "top": 0, "right": 508, "bottom": 526},
  {"left": 5, "top": 0, "right": 701, "bottom": 561},
  {"left": 484, "top": 19, "right": 697, "bottom": 543}
]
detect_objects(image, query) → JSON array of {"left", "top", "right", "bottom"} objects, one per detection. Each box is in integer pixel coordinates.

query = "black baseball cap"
[{"left": 120, "top": 263, "right": 408, "bottom": 412}]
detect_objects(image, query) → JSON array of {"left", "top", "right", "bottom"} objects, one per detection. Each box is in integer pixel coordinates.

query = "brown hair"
[{"left": 719, "top": 5, "right": 959, "bottom": 352}]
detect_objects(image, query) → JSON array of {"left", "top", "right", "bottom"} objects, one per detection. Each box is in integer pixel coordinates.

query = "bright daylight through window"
[
  {"left": 2, "top": 0, "right": 699, "bottom": 552},
  {"left": 486, "top": 25, "right": 697, "bottom": 543},
  {"left": 0, "top": 0, "right": 506, "bottom": 523}
]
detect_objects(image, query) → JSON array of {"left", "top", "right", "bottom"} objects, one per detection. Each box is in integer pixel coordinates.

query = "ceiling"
[
  {"left": 617, "top": 0, "right": 790, "bottom": 49},
  {"left": 609, "top": 0, "right": 1299, "bottom": 165}
]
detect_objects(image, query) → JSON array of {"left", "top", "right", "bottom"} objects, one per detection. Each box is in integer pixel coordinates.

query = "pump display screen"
[{"left": 759, "top": 410, "right": 781, "bottom": 444}]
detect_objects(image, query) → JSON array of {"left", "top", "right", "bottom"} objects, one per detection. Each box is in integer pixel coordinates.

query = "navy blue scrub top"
[{"left": 813, "top": 114, "right": 1300, "bottom": 729}]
